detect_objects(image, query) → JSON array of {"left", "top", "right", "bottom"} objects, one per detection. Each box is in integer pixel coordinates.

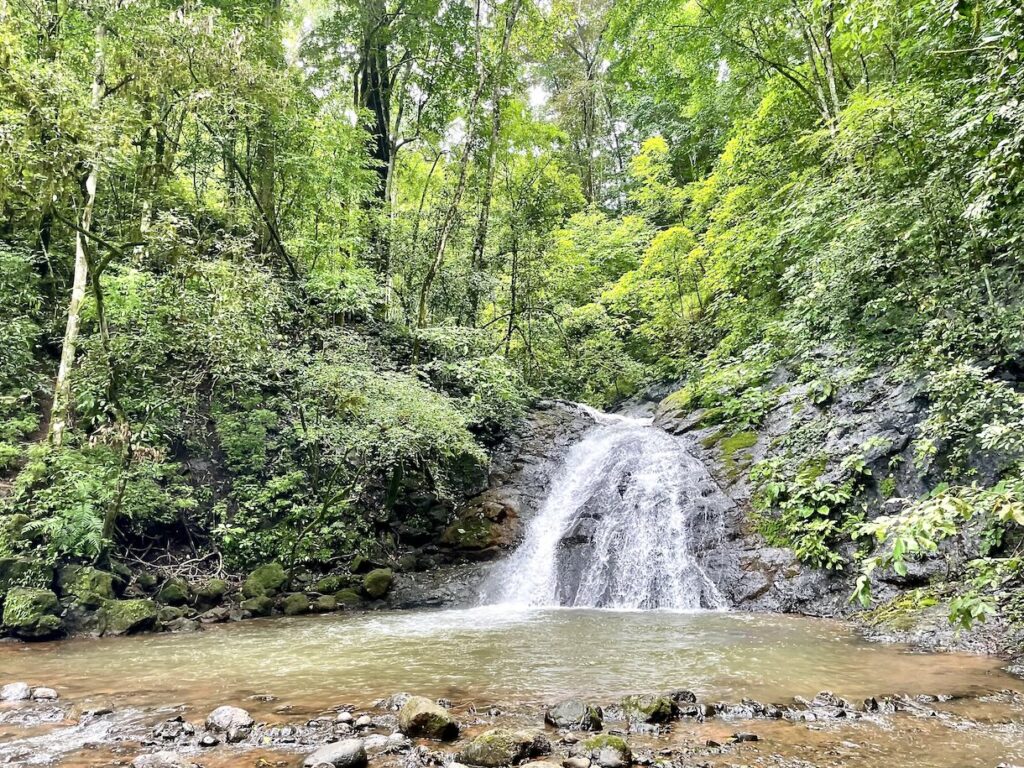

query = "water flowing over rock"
[{"left": 485, "top": 408, "right": 729, "bottom": 609}]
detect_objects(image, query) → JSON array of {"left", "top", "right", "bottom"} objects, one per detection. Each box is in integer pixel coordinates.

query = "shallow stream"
[{"left": 1, "top": 606, "right": 1022, "bottom": 767}]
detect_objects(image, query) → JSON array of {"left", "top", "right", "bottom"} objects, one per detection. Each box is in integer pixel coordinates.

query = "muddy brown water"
[{"left": 0, "top": 607, "right": 1021, "bottom": 767}]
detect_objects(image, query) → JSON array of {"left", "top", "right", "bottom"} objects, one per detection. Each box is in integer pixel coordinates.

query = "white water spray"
[{"left": 486, "top": 406, "right": 727, "bottom": 610}]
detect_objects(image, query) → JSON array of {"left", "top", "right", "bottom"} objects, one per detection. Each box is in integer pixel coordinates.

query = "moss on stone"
[
  {"left": 312, "top": 594, "right": 338, "bottom": 612},
  {"left": 58, "top": 565, "right": 116, "bottom": 608},
  {"left": 2, "top": 587, "right": 61, "bottom": 638},
  {"left": 457, "top": 728, "right": 542, "bottom": 766},
  {"left": 398, "top": 695, "right": 459, "bottom": 740},
  {"left": 241, "top": 563, "right": 287, "bottom": 598},
  {"left": 620, "top": 694, "right": 676, "bottom": 723},
  {"left": 99, "top": 598, "right": 158, "bottom": 636},
  {"left": 314, "top": 574, "right": 344, "bottom": 594},
  {"left": 240, "top": 595, "right": 274, "bottom": 616},
  {"left": 865, "top": 587, "right": 941, "bottom": 631},
  {"left": 156, "top": 577, "right": 190, "bottom": 606},
  {"left": 721, "top": 431, "right": 757, "bottom": 480},
  {"left": 582, "top": 734, "right": 631, "bottom": 762},
  {"left": 334, "top": 588, "right": 363, "bottom": 609},
  {"left": 0, "top": 557, "right": 53, "bottom": 601},
  {"left": 281, "top": 592, "right": 309, "bottom": 615},
  {"left": 362, "top": 568, "right": 393, "bottom": 599},
  {"left": 193, "top": 578, "right": 230, "bottom": 607}
]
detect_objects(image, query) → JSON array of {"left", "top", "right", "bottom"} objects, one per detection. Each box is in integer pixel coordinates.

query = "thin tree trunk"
[{"left": 50, "top": 21, "right": 105, "bottom": 447}]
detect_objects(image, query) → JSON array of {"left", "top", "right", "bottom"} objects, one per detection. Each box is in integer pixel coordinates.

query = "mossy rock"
[
  {"left": 620, "top": 694, "right": 676, "bottom": 723},
  {"left": 135, "top": 571, "right": 159, "bottom": 591},
  {"left": 0, "top": 557, "right": 53, "bottom": 601},
  {"left": 362, "top": 568, "right": 393, "bottom": 599},
  {"left": 242, "top": 563, "right": 287, "bottom": 598},
  {"left": 398, "top": 695, "right": 459, "bottom": 740},
  {"left": 457, "top": 728, "right": 545, "bottom": 767},
  {"left": 334, "top": 588, "right": 364, "bottom": 609},
  {"left": 312, "top": 594, "right": 338, "bottom": 612},
  {"left": 314, "top": 574, "right": 344, "bottom": 594},
  {"left": 349, "top": 555, "right": 372, "bottom": 574},
  {"left": 158, "top": 606, "right": 184, "bottom": 623},
  {"left": 156, "top": 577, "right": 190, "bottom": 606},
  {"left": 281, "top": 593, "right": 309, "bottom": 616},
  {"left": 99, "top": 598, "right": 157, "bottom": 636},
  {"left": 58, "top": 565, "right": 115, "bottom": 608},
  {"left": 582, "top": 735, "right": 632, "bottom": 767},
  {"left": 193, "top": 578, "right": 230, "bottom": 608},
  {"left": 2, "top": 587, "right": 62, "bottom": 639},
  {"left": 720, "top": 431, "right": 757, "bottom": 480},
  {"left": 240, "top": 595, "right": 273, "bottom": 616},
  {"left": 545, "top": 699, "right": 603, "bottom": 730},
  {"left": 397, "top": 553, "right": 418, "bottom": 573},
  {"left": 441, "top": 514, "right": 499, "bottom": 550}
]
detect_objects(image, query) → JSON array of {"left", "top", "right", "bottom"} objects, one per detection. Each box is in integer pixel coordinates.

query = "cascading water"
[{"left": 486, "top": 406, "right": 729, "bottom": 610}]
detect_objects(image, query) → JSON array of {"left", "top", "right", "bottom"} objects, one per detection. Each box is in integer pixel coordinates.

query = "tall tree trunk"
[
  {"left": 50, "top": 21, "right": 105, "bottom": 447},
  {"left": 469, "top": 0, "right": 523, "bottom": 322},
  {"left": 416, "top": 0, "right": 488, "bottom": 329}
]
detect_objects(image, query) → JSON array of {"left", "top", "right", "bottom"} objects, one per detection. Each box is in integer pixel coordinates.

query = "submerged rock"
[
  {"left": 303, "top": 738, "right": 368, "bottom": 768},
  {"left": 398, "top": 695, "right": 458, "bottom": 740},
  {"left": 545, "top": 699, "right": 604, "bottom": 730},
  {"left": 2, "top": 587, "right": 62, "bottom": 639}
]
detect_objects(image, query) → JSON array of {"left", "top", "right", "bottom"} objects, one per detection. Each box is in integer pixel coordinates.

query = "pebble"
[
  {"left": 31, "top": 687, "right": 59, "bottom": 701},
  {"left": 336, "top": 711, "right": 354, "bottom": 724},
  {"left": 355, "top": 714, "right": 373, "bottom": 728},
  {"left": 563, "top": 757, "right": 591, "bottom": 768}
]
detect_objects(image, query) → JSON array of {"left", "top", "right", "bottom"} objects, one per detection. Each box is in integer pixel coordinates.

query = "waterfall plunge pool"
[
  {"left": 2, "top": 606, "right": 1023, "bottom": 767},
  {"left": 1, "top": 606, "right": 1016, "bottom": 711}
]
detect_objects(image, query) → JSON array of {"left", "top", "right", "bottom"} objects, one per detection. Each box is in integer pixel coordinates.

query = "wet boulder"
[
  {"left": 335, "top": 588, "right": 364, "bottom": 609},
  {"left": 206, "top": 704, "right": 253, "bottom": 742},
  {"left": 581, "top": 735, "right": 631, "bottom": 768},
  {"left": 193, "top": 578, "right": 230, "bottom": 608},
  {"left": 1, "top": 682, "right": 31, "bottom": 701},
  {"left": 458, "top": 728, "right": 550, "bottom": 767},
  {"left": 99, "top": 599, "right": 157, "bottom": 636},
  {"left": 2, "top": 587, "right": 62, "bottom": 639},
  {"left": 303, "top": 738, "right": 368, "bottom": 768},
  {"left": 398, "top": 695, "right": 459, "bottom": 740},
  {"left": 545, "top": 699, "right": 603, "bottom": 730},
  {"left": 362, "top": 568, "right": 394, "bottom": 599},
  {"left": 58, "top": 565, "right": 115, "bottom": 607},
  {"left": 31, "top": 686, "right": 58, "bottom": 700},
  {"left": 156, "top": 577, "right": 190, "bottom": 606},
  {"left": 313, "top": 595, "right": 338, "bottom": 612},
  {"left": 242, "top": 563, "right": 287, "bottom": 598},
  {"left": 282, "top": 593, "right": 310, "bottom": 615},
  {"left": 240, "top": 595, "right": 274, "bottom": 616},
  {"left": 619, "top": 695, "right": 676, "bottom": 724}
]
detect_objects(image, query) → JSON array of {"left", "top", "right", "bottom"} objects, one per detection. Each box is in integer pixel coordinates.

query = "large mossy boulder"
[
  {"left": 362, "top": 568, "right": 393, "bottom": 599},
  {"left": 58, "top": 565, "right": 115, "bottom": 608},
  {"left": 281, "top": 593, "right": 309, "bottom": 616},
  {"left": 240, "top": 595, "right": 273, "bottom": 616},
  {"left": 334, "top": 588, "right": 364, "bottom": 609},
  {"left": 156, "top": 577, "right": 190, "bottom": 606},
  {"left": 99, "top": 598, "right": 158, "bottom": 636},
  {"left": 242, "top": 563, "right": 287, "bottom": 598},
  {"left": 457, "top": 729, "right": 549, "bottom": 767},
  {"left": 619, "top": 694, "right": 676, "bottom": 724},
  {"left": 398, "top": 695, "right": 459, "bottom": 740},
  {"left": 545, "top": 699, "right": 603, "bottom": 730},
  {"left": 2, "top": 587, "right": 62, "bottom": 639}
]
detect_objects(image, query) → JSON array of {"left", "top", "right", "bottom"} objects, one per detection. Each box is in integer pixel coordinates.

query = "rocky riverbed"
[{"left": 2, "top": 680, "right": 1023, "bottom": 768}]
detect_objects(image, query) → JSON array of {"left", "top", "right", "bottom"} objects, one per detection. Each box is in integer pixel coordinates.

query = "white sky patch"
[
  {"left": 528, "top": 83, "right": 550, "bottom": 110},
  {"left": 444, "top": 117, "right": 467, "bottom": 150},
  {"left": 717, "top": 59, "right": 731, "bottom": 83}
]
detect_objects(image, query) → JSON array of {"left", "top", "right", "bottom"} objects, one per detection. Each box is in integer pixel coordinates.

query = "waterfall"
[{"left": 486, "top": 406, "right": 728, "bottom": 610}]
